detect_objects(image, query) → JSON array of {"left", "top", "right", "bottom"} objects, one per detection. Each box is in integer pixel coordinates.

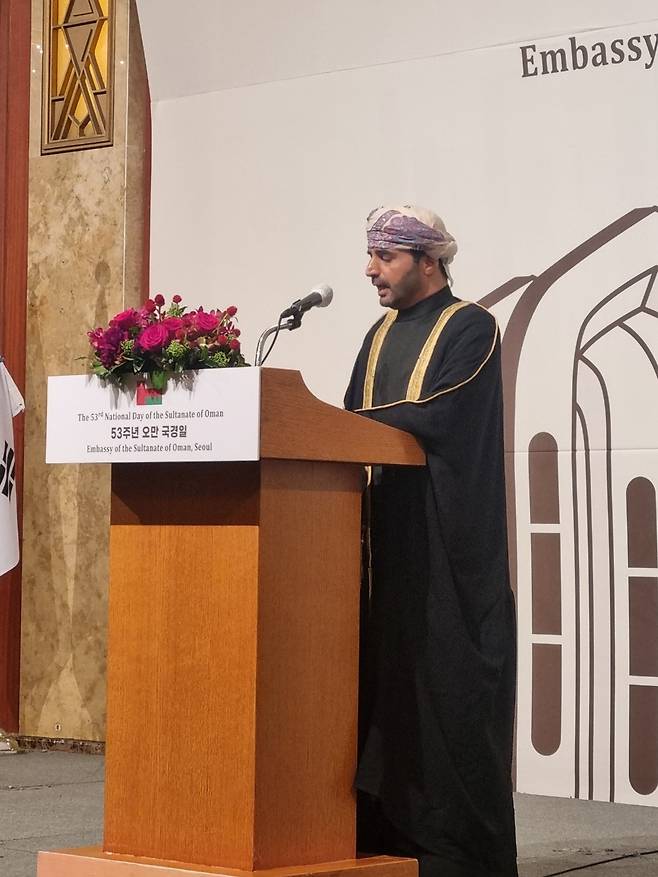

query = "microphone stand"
[{"left": 254, "top": 310, "right": 303, "bottom": 367}]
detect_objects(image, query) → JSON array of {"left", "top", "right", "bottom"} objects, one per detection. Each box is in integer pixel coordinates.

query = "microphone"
[
  {"left": 280, "top": 284, "right": 333, "bottom": 319},
  {"left": 254, "top": 284, "right": 334, "bottom": 365}
]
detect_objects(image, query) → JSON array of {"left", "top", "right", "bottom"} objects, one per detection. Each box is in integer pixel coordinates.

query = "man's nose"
[{"left": 365, "top": 257, "right": 378, "bottom": 276}]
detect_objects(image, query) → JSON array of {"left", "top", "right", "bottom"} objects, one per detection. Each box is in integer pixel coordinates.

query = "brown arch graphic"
[
  {"left": 575, "top": 403, "right": 594, "bottom": 797},
  {"left": 478, "top": 206, "right": 658, "bottom": 793},
  {"left": 479, "top": 207, "right": 658, "bottom": 599},
  {"left": 618, "top": 323, "right": 658, "bottom": 380},
  {"left": 578, "top": 354, "right": 615, "bottom": 799},
  {"left": 478, "top": 276, "right": 536, "bottom": 310},
  {"left": 572, "top": 265, "right": 658, "bottom": 799}
]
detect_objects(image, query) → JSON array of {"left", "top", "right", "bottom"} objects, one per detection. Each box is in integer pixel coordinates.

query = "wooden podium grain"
[{"left": 38, "top": 370, "right": 424, "bottom": 877}]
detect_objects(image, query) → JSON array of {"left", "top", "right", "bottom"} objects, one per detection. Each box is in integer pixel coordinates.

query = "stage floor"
[{"left": 1, "top": 751, "right": 657, "bottom": 877}]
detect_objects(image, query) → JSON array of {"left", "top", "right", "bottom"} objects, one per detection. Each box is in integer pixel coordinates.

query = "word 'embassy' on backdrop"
[{"left": 520, "top": 33, "right": 658, "bottom": 77}]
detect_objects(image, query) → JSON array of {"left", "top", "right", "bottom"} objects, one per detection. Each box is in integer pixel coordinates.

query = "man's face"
[{"left": 366, "top": 248, "right": 424, "bottom": 310}]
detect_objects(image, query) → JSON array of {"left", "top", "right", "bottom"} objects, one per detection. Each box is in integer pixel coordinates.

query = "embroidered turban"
[{"left": 366, "top": 205, "right": 458, "bottom": 268}]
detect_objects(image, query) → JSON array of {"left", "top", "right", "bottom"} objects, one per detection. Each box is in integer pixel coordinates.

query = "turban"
[{"left": 366, "top": 205, "right": 458, "bottom": 278}]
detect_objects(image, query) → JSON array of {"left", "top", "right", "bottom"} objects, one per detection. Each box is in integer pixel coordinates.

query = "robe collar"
[{"left": 394, "top": 285, "right": 453, "bottom": 322}]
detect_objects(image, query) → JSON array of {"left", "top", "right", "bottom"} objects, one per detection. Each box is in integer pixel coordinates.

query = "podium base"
[{"left": 37, "top": 848, "right": 418, "bottom": 877}]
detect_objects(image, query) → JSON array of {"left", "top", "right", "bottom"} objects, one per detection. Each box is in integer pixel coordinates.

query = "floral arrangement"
[{"left": 87, "top": 294, "right": 247, "bottom": 390}]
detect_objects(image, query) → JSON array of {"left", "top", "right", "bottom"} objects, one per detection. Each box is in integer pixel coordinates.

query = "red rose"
[
  {"left": 137, "top": 323, "right": 170, "bottom": 352},
  {"left": 144, "top": 299, "right": 157, "bottom": 313},
  {"left": 154, "top": 294, "right": 165, "bottom": 307},
  {"left": 195, "top": 311, "right": 219, "bottom": 333},
  {"left": 217, "top": 334, "right": 228, "bottom": 346},
  {"left": 172, "top": 294, "right": 182, "bottom": 304},
  {"left": 230, "top": 339, "right": 240, "bottom": 351},
  {"left": 226, "top": 305, "right": 238, "bottom": 317}
]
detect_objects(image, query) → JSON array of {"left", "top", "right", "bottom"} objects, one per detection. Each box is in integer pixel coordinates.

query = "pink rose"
[
  {"left": 163, "top": 317, "right": 184, "bottom": 334},
  {"left": 110, "top": 308, "right": 139, "bottom": 329},
  {"left": 195, "top": 311, "right": 219, "bottom": 333},
  {"left": 137, "top": 323, "right": 170, "bottom": 352},
  {"left": 143, "top": 299, "right": 157, "bottom": 313}
]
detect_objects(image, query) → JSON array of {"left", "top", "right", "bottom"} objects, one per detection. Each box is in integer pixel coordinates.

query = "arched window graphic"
[
  {"left": 570, "top": 267, "right": 657, "bottom": 803},
  {"left": 529, "top": 432, "right": 562, "bottom": 756},
  {"left": 627, "top": 477, "right": 658, "bottom": 795},
  {"left": 627, "top": 478, "right": 658, "bottom": 570}
]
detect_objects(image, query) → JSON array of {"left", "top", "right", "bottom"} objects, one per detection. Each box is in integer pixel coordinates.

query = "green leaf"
[{"left": 150, "top": 370, "right": 167, "bottom": 391}]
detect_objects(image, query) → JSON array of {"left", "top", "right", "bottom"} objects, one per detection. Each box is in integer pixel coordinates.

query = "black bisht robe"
[{"left": 344, "top": 287, "right": 518, "bottom": 877}]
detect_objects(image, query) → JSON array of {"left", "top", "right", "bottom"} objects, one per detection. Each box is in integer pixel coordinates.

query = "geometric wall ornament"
[{"left": 42, "top": 0, "right": 114, "bottom": 153}]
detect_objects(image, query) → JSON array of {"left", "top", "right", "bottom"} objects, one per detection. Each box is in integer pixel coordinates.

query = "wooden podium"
[{"left": 38, "top": 370, "right": 424, "bottom": 877}]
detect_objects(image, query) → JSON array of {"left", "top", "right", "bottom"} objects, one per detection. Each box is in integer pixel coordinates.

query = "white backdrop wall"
[
  {"left": 136, "top": 1, "right": 658, "bottom": 803},
  {"left": 139, "top": 2, "right": 658, "bottom": 407},
  {"left": 136, "top": 0, "right": 658, "bottom": 100}
]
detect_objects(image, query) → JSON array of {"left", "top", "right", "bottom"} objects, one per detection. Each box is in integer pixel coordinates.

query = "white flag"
[{"left": 0, "top": 363, "right": 24, "bottom": 577}]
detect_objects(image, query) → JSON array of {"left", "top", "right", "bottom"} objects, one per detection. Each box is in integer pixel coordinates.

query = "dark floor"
[{"left": 1, "top": 751, "right": 657, "bottom": 876}]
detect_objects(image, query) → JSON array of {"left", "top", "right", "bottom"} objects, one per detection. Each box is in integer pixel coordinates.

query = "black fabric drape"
[{"left": 345, "top": 288, "right": 518, "bottom": 877}]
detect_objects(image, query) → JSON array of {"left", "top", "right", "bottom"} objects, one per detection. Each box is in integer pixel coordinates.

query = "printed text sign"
[{"left": 46, "top": 369, "right": 261, "bottom": 463}]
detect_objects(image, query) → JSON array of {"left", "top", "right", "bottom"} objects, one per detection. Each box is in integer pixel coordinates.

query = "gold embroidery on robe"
[
  {"left": 405, "top": 301, "right": 471, "bottom": 401},
  {"left": 362, "top": 310, "right": 397, "bottom": 408},
  {"left": 357, "top": 302, "right": 498, "bottom": 412}
]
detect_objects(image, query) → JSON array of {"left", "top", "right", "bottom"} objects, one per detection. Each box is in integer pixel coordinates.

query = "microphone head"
[{"left": 312, "top": 284, "right": 333, "bottom": 307}]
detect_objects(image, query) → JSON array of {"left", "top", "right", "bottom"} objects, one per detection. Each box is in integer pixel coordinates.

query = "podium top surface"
[{"left": 261, "top": 369, "right": 424, "bottom": 467}]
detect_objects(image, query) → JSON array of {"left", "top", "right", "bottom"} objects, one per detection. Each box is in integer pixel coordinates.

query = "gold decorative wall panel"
[{"left": 42, "top": 0, "right": 114, "bottom": 153}]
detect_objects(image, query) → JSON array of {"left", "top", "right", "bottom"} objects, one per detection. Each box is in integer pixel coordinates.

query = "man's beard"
[{"left": 379, "top": 263, "right": 423, "bottom": 309}]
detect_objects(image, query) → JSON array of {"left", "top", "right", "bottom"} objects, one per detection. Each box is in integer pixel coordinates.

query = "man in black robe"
[{"left": 345, "top": 205, "right": 518, "bottom": 877}]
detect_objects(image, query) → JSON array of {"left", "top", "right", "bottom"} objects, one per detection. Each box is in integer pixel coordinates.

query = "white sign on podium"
[{"left": 46, "top": 368, "right": 261, "bottom": 463}]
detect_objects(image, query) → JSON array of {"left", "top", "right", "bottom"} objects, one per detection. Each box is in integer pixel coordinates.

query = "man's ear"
[{"left": 422, "top": 255, "right": 442, "bottom": 278}]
